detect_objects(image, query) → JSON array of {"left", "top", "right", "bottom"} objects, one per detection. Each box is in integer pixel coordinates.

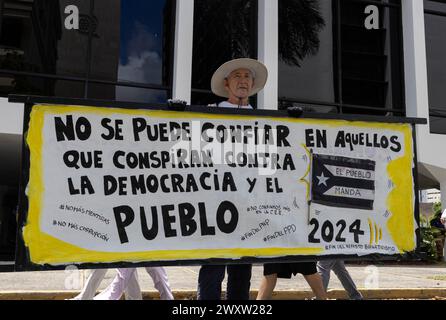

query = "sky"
[
  {"left": 119, "top": 0, "right": 165, "bottom": 65},
  {"left": 116, "top": 0, "right": 167, "bottom": 102}
]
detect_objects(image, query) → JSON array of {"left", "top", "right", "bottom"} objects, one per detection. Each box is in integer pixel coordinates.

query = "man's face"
[{"left": 224, "top": 68, "right": 254, "bottom": 100}]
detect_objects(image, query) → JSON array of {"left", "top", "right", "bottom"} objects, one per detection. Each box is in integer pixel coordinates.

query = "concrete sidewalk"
[{"left": 1, "top": 263, "right": 446, "bottom": 299}]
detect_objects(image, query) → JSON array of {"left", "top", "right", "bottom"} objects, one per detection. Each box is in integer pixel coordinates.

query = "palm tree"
[
  {"left": 279, "top": 0, "right": 325, "bottom": 66},
  {"left": 192, "top": 0, "right": 256, "bottom": 90},
  {"left": 191, "top": 0, "right": 325, "bottom": 103}
]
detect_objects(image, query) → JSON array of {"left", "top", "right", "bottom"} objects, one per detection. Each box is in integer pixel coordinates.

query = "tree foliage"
[
  {"left": 279, "top": 0, "right": 326, "bottom": 66},
  {"left": 192, "top": 0, "right": 326, "bottom": 89}
]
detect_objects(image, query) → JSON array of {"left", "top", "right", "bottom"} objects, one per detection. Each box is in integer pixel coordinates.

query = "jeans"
[
  {"left": 197, "top": 264, "right": 252, "bottom": 300},
  {"left": 317, "top": 260, "right": 363, "bottom": 300}
]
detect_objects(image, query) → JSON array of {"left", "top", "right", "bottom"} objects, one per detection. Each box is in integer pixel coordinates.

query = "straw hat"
[{"left": 211, "top": 58, "right": 268, "bottom": 98}]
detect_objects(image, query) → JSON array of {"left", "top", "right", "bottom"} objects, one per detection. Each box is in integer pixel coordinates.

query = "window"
[
  {"left": 0, "top": 74, "right": 85, "bottom": 98},
  {"left": 279, "top": 0, "right": 335, "bottom": 112},
  {"left": 88, "top": 0, "right": 175, "bottom": 103},
  {"left": 0, "top": 0, "right": 88, "bottom": 78},
  {"left": 340, "top": 0, "right": 404, "bottom": 115},
  {"left": 88, "top": 83, "right": 167, "bottom": 103},
  {"left": 0, "top": 132, "right": 20, "bottom": 261},
  {"left": 0, "top": 185, "right": 17, "bottom": 261},
  {"left": 424, "top": 0, "right": 446, "bottom": 134},
  {"left": 191, "top": 0, "right": 258, "bottom": 106},
  {"left": 278, "top": 0, "right": 404, "bottom": 116},
  {"left": 0, "top": 0, "right": 175, "bottom": 103}
]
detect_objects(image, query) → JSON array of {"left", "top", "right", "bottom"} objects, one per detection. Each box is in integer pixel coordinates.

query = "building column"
[
  {"left": 172, "top": 0, "right": 194, "bottom": 104},
  {"left": 401, "top": 0, "right": 430, "bottom": 163},
  {"left": 257, "top": 0, "right": 278, "bottom": 110},
  {"left": 401, "top": 0, "right": 429, "bottom": 120}
]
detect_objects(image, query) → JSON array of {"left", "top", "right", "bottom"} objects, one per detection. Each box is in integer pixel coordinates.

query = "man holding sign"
[{"left": 197, "top": 58, "right": 268, "bottom": 300}]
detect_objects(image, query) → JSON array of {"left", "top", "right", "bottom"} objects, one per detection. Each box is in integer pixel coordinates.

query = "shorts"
[{"left": 263, "top": 262, "right": 317, "bottom": 278}]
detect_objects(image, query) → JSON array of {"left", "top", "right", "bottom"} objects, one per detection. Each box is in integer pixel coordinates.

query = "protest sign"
[{"left": 18, "top": 103, "right": 417, "bottom": 267}]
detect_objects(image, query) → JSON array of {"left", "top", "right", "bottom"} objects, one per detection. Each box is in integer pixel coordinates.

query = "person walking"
[
  {"left": 256, "top": 262, "right": 328, "bottom": 300},
  {"left": 70, "top": 267, "right": 173, "bottom": 300},
  {"left": 70, "top": 268, "right": 141, "bottom": 300},
  {"left": 93, "top": 267, "right": 174, "bottom": 300},
  {"left": 317, "top": 260, "right": 363, "bottom": 300}
]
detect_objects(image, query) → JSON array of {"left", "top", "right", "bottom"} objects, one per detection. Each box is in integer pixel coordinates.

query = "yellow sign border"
[{"left": 24, "top": 104, "right": 415, "bottom": 265}]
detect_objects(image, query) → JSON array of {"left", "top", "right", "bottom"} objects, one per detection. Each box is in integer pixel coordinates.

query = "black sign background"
[{"left": 312, "top": 154, "right": 375, "bottom": 210}]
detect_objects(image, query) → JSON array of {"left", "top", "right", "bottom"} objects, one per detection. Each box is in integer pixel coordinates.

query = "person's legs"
[
  {"left": 70, "top": 269, "right": 108, "bottom": 300},
  {"left": 226, "top": 264, "right": 252, "bottom": 300},
  {"left": 124, "top": 269, "right": 143, "bottom": 300},
  {"left": 256, "top": 274, "right": 278, "bottom": 300},
  {"left": 331, "top": 260, "right": 363, "bottom": 300},
  {"left": 197, "top": 265, "right": 226, "bottom": 300},
  {"left": 145, "top": 267, "right": 174, "bottom": 300},
  {"left": 316, "top": 260, "right": 336, "bottom": 290},
  {"left": 303, "top": 273, "right": 328, "bottom": 300},
  {"left": 94, "top": 268, "right": 136, "bottom": 300}
]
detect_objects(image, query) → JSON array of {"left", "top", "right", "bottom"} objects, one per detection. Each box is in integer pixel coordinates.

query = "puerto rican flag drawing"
[{"left": 311, "top": 154, "right": 376, "bottom": 210}]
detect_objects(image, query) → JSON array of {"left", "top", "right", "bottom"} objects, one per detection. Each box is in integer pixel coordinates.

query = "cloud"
[
  {"left": 118, "top": 51, "right": 161, "bottom": 84},
  {"left": 116, "top": 22, "right": 165, "bottom": 103}
]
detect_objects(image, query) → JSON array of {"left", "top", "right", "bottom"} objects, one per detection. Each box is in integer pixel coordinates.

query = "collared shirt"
[{"left": 218, "top": 101, "right": 253, "bottom": 109}]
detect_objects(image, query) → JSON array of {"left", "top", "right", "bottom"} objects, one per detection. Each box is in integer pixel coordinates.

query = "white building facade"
[{"left": 0, "top": 0, "right": 445, "bottom": 258}]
